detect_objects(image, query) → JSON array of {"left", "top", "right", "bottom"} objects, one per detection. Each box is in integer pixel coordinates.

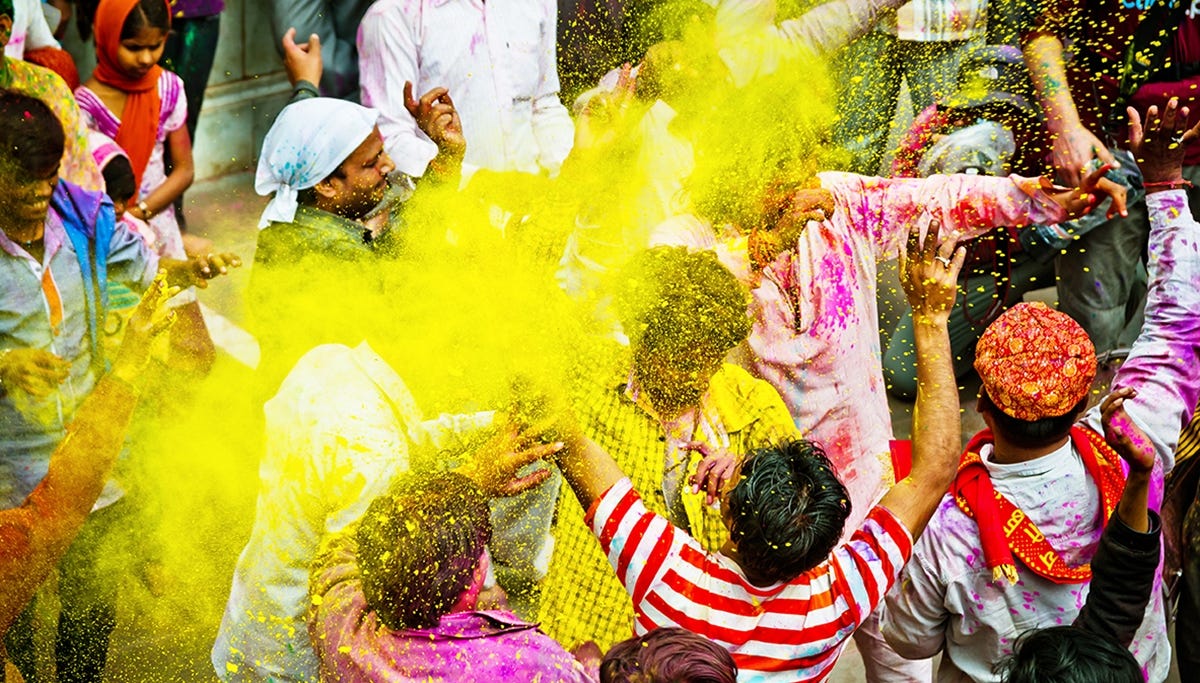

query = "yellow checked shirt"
[
  {"left": 539, "top": 358, "right": 799, "bottom": 650},
  {"left": 1179, "top": 401, "right": 1200, "bottom": 465}
]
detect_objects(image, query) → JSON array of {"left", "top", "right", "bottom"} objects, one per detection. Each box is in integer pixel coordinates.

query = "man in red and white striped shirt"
[{"left": 554, "top": 222, "right": 967, "bottom": 682}]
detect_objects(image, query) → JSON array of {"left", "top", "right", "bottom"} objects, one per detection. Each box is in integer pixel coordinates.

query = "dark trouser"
[
  {"left": 159, "top": 13, "right": 221, "bottom": 231},
  {"left": 885, "top": 251, "right": 1056, "bottom": 399},
  {"left": 160, "top": 14, "right": 221, "bottom": 141},
  {"left": 3, "top": 502, "right": 129, "bottom": 683},
  {"left": 1180, "top": 493, "right": 1200, "bottom": 673},
  {"left": 1056, "top": 163, "right": 1200, "bottom": 353}
]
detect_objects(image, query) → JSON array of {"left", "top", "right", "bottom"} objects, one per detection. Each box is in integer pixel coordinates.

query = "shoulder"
[
  {"left": 907, "top": 494, "right": 980, "bottom": 574},
  {"left": 708, "top": 364, "right": 795, "bottom": 431},
  {"left": 8, "top": 58, "right": 73, "bottom": 101}
]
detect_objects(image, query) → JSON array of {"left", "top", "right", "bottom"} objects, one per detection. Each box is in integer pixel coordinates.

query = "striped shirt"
[{"left": 587, "top": 478, "right": 913, "bottom": 682}]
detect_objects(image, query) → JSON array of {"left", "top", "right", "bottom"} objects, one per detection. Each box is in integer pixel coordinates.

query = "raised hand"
[
  {"left": 1128, "top": 97, "right": 1200, "bottom": 186},
  {"left": 282, "top": 28, "right": 323, "bottom": 88},
  {"left": 1099, "top": 387, "right": 1155, "bottom": 476},
  {"left": 110, "top": 271, "right": 179, "bottom": 384},
  {"left": 898, "top": 219, "right": 966, "bottom": 326},
  {"left": 457, "top": 422, "right": 563, "bottom": 498}
]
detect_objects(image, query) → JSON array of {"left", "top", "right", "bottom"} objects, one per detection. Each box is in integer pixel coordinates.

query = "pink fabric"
[
  {"left": 308, "top": 537, "right": 594, "bottom": 683},
  {"left": 651, "top": 172, "right": 1069, "bottom": 535}
]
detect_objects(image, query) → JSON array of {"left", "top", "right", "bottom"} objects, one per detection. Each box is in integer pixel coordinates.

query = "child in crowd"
[{"left": 76, "top": 0, "right": 214, "bottom": 376}]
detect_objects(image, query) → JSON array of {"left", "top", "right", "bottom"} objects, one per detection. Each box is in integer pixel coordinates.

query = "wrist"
[
  {"left": 1142, "top": 177, "right": 1190, "bottom": 194},
  {"left": 137, "top": 200, "right": 154, "bottom": 219}
]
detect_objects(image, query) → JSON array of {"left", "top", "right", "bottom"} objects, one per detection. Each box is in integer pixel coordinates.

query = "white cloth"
[
  {"left": 255, "top": 98, "right": 380, "bottom": 228},
  {"left": 357, "top": 0, "right": 574, "bottom": 179},
  {"left": 211, "top": 342, "right": 493, "bottom": 682},
  {"left": 4, "top": 0, "right": 60, "bottom": 60}
]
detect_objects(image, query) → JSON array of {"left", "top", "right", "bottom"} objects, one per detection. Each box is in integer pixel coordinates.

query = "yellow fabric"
[
  {"left": 5, "top": 58, "right": 104, "bottom": 192},
  {"left": 538, "top": 359, "right": 799, "bottom": 650},
  {"left": 1179, "top": 400, "right": 1200, "bottom": 465}
]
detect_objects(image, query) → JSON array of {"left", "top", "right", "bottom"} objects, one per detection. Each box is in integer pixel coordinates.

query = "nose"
[
  {"left": 379, "top": 151, "right": 396, "bottom": 177},
  {"left": 138, "top": 49, "right": 155, "bottom": 67}
]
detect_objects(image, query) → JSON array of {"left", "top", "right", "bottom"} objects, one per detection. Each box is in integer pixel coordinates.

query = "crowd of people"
[{"left": 1, "top": 0, "right": 1199, "bottom": 682}]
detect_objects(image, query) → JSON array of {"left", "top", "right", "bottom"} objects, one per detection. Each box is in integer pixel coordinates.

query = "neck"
[
  {"left": 988, "top": 432, "right": 1071, "bottom": 465},
  {"left": 3, "top": 219, "right": 44, "bottom": 246},
  {"left": 720, "top": 542, "right": 776, "bottom": 588}
]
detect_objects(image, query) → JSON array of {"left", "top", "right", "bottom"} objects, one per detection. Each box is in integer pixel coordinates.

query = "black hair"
[
  {"left": 101, "top": 155, "right": 137, "bottom": 203},
  {"left": 601, "top": 627, "right": 738, "bottom": 683},
  {"left": 0, "top": 92, "right": 65, "bottom": 179},
  {"left": 120, "top": 0, "right": 170, "bottom": 39},
  {"left": 726, "top": 439, "right": 851, "bottom": 584},
  {"left": 998, "top": 626, "right": 1142, "bottom": 683},
  {"left": 614, "top": 246, "right": 750, "bottom": 358},
  {"left": 355, "top": 471, "right": 492, "bottom": 630},
  {"left": 980, "top": 392, "right": 1086, "bottom": 449}
]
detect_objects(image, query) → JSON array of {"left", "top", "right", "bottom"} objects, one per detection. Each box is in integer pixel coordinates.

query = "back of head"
[
  {"left": 974, "top": 302, "right": 1096, "bottom": 447},
  {"left": 355, "top": 471, "right": 492, "bottom": 631},
  {"left": 601, "top": 628, "right": 737, "bottom": 683},
  {"left": 0, "top": 91, "right": 65, "bottom": 179},
  {"left": 614, "top": 246, "right": 750, "bottom": 358},
  {"left": 726, "top": 439, "right": 850, "bottom": 583},
  {"left": 999, "top": 627, "right": 1142, "bottom": 683}
]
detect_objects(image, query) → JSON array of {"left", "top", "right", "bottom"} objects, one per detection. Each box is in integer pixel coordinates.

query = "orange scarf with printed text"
[{"left": 953, "top": 427, "right": 1126, "bottom": 584}]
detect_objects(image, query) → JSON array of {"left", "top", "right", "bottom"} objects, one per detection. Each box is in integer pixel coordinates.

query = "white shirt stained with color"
[
  {"left": 358, "top": 0, "right": 574, "bottom": 179},
  {"left": 211, "top": 342, "right": 492, "bottom": 682}
]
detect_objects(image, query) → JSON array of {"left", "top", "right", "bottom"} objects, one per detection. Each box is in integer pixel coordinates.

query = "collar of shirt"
[
  {"left": 978, "top": 438, "right": 1075, "bottom": 480},
  {"left": 0, "top": 208, "right": 66, "bottom": 266}
]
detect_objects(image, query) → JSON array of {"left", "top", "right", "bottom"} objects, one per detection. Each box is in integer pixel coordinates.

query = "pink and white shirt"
[
  {"left": 652, "top": 172, "right": 1070, "bottom": 536},
  {"left": 587, "top": 477, "right": 912, "bottom": 682}
]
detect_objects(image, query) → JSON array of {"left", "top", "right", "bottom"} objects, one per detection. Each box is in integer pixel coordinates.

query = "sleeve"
[
  {"left": 1073, "top": 511, "right": 1162, "bottom": 646},
  {"left": 586, "top": 478, "right": 689, "bottom": 605},
  {"left": 819, "top": 171, "right": 1071, "bottom": 262},
  {"left": 530, "top": 0, "right": 575, "bottom": 176},
  {"left": 162, "top": 72, "right": 189, "bottom": 134},
  {"left": 357, "top": 6, "right": 439, "bottom": 178},
  {"left": 105, "top": 208, "right": 159, "bottom": 291},
  {"left": 830, "top": 506, "right": 913, "bottom": 627},
  {"left": 307, "top": 529, "right": 367, "bottom": 665},
  {"left": 315, "top": 413, "right": 409, "bottom": 533},
  {"left": 21, "top": 0, "right": 61, "bottom": 51},
  {"left": 879, "top": 519, "right": 951, "bottom": 659},
  {"left": 1080, "top": 190, "right": 1200, "bottom": 472},
  {"left": 407, "top": 410, "right": 496, "bottom": 452}
]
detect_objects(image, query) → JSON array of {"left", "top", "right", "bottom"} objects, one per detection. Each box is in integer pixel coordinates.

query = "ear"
[{"left": 312, "top": 176, "right": 340, "bottom": 200}]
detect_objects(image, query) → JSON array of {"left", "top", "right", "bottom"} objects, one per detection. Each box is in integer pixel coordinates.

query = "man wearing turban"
[{"left": 880, "top": 100, "right": 1200, "bottom": 683}]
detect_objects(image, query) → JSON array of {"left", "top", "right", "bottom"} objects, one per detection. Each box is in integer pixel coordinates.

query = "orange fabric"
[
  {"left": 40, "top": 268, "right": 63, "bottom": 334},
  {"left": 953, "top": 427, "right": 1126, "bottom": 584},
  {"left": 974, "top": 301, "right": 1097, "bottom": 421},
  {"left": 24, "top": 48, "right": 81, "bottom": 91},
  {"left": 91, "top": 0, "right": 170, "bottom": 190}
]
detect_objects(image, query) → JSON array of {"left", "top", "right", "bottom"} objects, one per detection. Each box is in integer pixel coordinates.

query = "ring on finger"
[
  {"left": 1172, "top": 135, "right": 1186, "bottom": 146},
  {"left": 934, "top": 255, "right": 953, "bottom": 268}
]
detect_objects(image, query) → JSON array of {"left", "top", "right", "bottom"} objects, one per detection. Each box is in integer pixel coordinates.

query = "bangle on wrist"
[
  {"left": 1142, "top": 179, "right": 1192, "bottom": 191},
  {"left": 137, "top": 200, "right": 154, "bottom": 218}
]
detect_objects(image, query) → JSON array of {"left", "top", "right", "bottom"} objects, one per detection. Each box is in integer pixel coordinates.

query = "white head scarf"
[{"left": 255, "top": 98, "right": 381, "bottom": 228}]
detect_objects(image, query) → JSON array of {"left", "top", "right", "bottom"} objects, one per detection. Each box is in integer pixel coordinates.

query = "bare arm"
[
  {"left": 129, "top": 126, "right": 193, "bottom": 221},
  {"left": 878, "top": 220, "right": 966, "bottom": 539},
  {"left": 1022, "top": 32, "right": 1116, "bottom": 185},
  {"left": 557, "top": 434, "right": 627, "bottom": 511}
]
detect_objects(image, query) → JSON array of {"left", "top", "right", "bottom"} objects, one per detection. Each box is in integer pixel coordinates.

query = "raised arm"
[
  {"left": 0, "top": 275, "right": 174, "bottom": 632},
  {"left": 877, "top": 220, "right": 966, "bottom": 539},
  {"left": 1021, "top": 19, "right": 1117, "bottom": 187},
  {"left": 1073, "top": 389, "right": 1161, "bottom": 646},
  {"left": 1080, "top": 100, "right": 1200, "bottom": 471}
]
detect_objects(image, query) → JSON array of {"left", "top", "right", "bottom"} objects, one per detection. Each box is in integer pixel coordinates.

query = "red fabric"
[
  {"left": 91, "top": 0, "right": 171, "bottom": 190},
  {"left": 974, "top": 302, "right": 1096, "bottom": 421},
  {"left": 23, "top": 48, "right": 80, "bottom": 91},
  {"left": 953, "top": 427, "right": 1126, "bottom": 584},
  {"left": 889, "top": 440, "right": 912, "bottom": 481}
]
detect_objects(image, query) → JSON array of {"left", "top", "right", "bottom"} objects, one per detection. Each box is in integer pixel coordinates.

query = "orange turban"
[{"left": 974, "top": 302, "right": 1097, "bottom": 421}]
